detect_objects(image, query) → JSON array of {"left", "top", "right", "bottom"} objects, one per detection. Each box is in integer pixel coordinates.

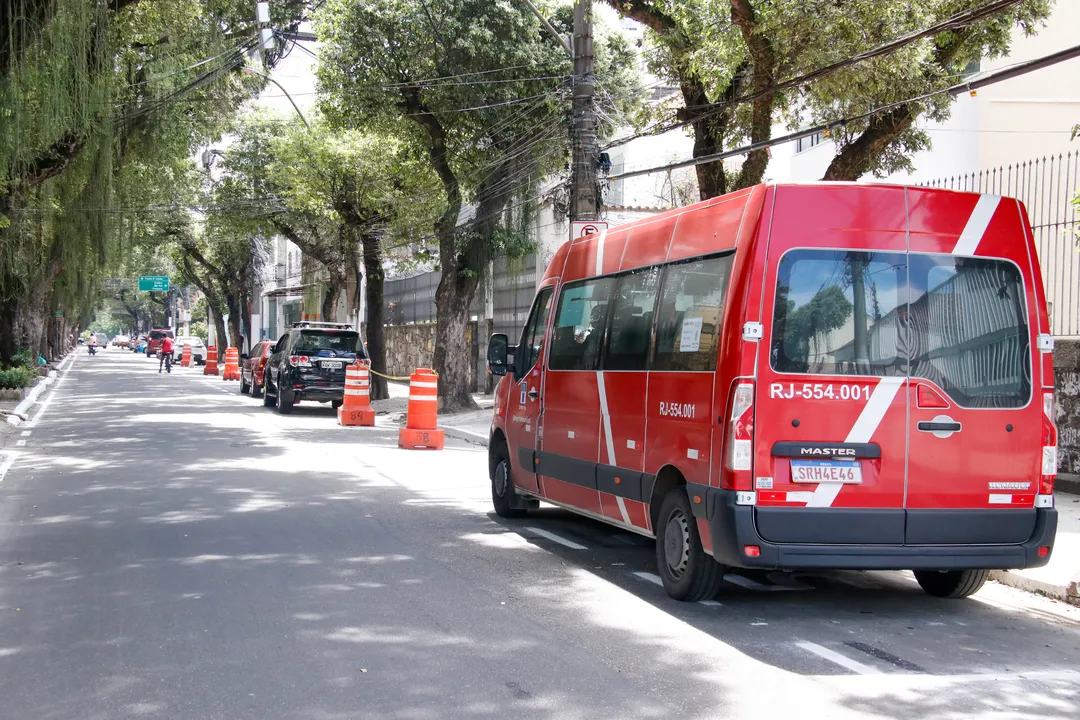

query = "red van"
[{"left": 486, "top": 183, "right": 1058, "bottom": 602}]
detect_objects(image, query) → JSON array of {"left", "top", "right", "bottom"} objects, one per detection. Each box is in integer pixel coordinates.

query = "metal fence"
[{"left": 923, "top": 150, "right": 1080, "bottom": 337}]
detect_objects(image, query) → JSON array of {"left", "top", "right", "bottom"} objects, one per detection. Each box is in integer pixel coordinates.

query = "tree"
[
  {"left": 604, "top": 0, "right": 1051, "bottom": 195},
  {"left": 317, "top": 0, "right": 643, "bottom": 410}
]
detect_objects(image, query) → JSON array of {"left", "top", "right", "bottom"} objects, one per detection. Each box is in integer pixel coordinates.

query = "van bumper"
[{"left": 697, "top": 486, "right": 1058, "bottom": 571}]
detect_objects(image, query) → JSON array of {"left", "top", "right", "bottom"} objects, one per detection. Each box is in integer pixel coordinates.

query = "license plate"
[
  {"left": 790, "top": 459, "right": 862, "bottom": 484},
  {"left": 321, "top": 361, "right": 343, "bottom": 370}
]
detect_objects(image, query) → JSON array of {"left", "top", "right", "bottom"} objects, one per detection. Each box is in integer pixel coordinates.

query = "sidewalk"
[{"left": 991, "top": 490, "right": 1080, "bottom": 604}]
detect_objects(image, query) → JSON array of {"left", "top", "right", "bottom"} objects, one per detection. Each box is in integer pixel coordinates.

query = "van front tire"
[
  {"left": 913, "top": 569, "right": 989, "bottom": 598},
  {"left": 491, "top": 442, "right": 526, "bottom": 519},
  {"left": 656, "top": 488, "right": 724, "bottom": 601}
]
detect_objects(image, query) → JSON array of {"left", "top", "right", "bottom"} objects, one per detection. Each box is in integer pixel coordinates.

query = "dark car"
[
  {"left": 261, "top": 322, "right": 368, "bottom": 415},
  {"left": 239, "top": 341, "right": 274, "bottom": 399}
]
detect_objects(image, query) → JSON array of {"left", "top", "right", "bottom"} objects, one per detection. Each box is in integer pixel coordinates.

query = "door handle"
[
  {"left": 527, "top": 388, "right": 539, "bottom": 400},
  {"left": 918, "top": 420, "right": 961, "bottom": 433}
]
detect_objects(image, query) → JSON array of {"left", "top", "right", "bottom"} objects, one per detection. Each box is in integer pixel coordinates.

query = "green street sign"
[
  {"left": 55, "top": 310, "right": 63, "bottom": 317},
  {"left": 139, "top": 275, "right": 170, "bottom": 292}
]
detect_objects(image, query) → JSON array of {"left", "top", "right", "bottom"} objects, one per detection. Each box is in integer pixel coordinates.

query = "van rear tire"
[
  {"left": 491, "top": 442, "right": 526, "bottom": 519},
  {"left": 655, "top": 488, "right": 724, "bottom": 601},
  {"left": 913, "top": 569, "right": 989, "bottom": 598}
]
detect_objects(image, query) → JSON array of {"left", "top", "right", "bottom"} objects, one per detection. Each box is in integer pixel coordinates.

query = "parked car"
[
  {"left": 133, "top": 335, "right": 148, "bottom": 353},
  {"left": 239, "top": 341, "right": 274, "bottom": 398},
  {"left": 146, "top": 328, "right": 174, "bottom": 357},
  {"left": 94, "top": 332, "right": 109, "bottom": 348},
  {"left": 261, "top": 322, "right": 368, "bottom": 414},
  {"left": 172, "top": 336, "right": 207, "bottom": 365},
  {"left": 114, "top": 335, "right": 131, "bottom": 348}
]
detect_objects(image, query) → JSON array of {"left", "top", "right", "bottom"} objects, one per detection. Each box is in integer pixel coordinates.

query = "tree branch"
[
  {"left": 729, "top": 0, "right": 776, "bottom": 190},
  {"left": 602, "top": 1, "right": 677, "bottom": 33}
]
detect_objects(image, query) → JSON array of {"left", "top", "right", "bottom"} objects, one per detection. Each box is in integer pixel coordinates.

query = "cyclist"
[{"left": 159, "top": 335, "right": 174, "bottom": 373}]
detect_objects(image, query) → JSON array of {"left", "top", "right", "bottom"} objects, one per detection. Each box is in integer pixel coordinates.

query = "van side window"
[
  {"left": 771, "top": 250, "right": 907, "bottom": 376},
  {"left": 604, "top": 266, "right": 661, "bottom": 371},
  {"left": 549, "top": 277, "right": 616, "bottom": 371},
  {"left": 515, "top": 287, "right": 554, "bottom": 379},
  {"left": 651, "top": 255, "right": 734, "bottom": 372}
]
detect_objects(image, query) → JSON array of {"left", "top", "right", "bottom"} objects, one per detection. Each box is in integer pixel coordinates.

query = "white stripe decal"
[
  {"left": 596, "top": 370, "right": 632, "bottom": 524},
  {"left": 594, "top": 228, "right": 607, "bottom": 275},
  {"left": 806, "top": 377, "right": 904, "bottom": 508},
  {"left": 953, "top": 195, "right": 1000, "bottom": 256}
]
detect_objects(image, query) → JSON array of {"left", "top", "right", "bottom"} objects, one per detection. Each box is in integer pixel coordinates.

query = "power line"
[
  {"left": 603, "top": 0, "right": 1029, "bottom": 151},
  {"left": 608, "top": 43, "right": 1080, "bottom": 182}
]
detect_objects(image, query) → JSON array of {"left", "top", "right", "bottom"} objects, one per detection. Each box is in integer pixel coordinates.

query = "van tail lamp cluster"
[
  {"left": 1041, "top": 391, "right": 1057, "bottom": 496},
  {"left": 722, "top": 381, "right": 755, "bottom": 491}
]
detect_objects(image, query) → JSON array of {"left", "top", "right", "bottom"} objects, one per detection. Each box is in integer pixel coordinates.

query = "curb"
[
  {"left": 5, "top": 356, "right": 70, "bottom": 426},
  {"left": 1056, "top": 474, "right": 1080, "bottom": 496},
  {"left": 441, "top": 425, "right": 489, "bottom": 447},
  {"left": 990, "top": 569, "right": 1080, "bottom": 605}
]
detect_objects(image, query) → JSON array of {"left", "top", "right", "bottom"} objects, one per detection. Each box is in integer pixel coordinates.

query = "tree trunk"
[
  {"left": 361, "top": 232, "right": 388, "bottom": 401},
  {"left": 226, "top": 293, "right": 243, "bottom": 350},
  {"left": 434, "top": 269, "right": 480, "bottom": 411},
  {"left": 209, "top": 305, "right": 228, "bottom": 352},
  {"left": 320, "top": 279, "right": 342, "bottom": 323}
]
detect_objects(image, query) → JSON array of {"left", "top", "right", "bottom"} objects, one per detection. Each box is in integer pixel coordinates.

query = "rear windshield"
[
  {"left": 292, "top": 331, "right": 363, "bottom": 357},
  {"left": 771, "top": 249, "right": 1030, "bottom": 408}
]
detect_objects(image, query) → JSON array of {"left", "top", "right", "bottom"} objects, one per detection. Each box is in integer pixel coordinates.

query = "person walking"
[{"left": 159, "top": 335, "right": 174, "bottom": 373}]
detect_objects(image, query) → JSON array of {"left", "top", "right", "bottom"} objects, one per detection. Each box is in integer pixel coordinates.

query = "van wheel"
[
  {"left": 491, "top": 442, "right": 526, "bottom": 518},
  {"left": 913, "top": 569, "right": 989, "bottom": 598},
  {"left": 655, "top": 488, "right": 724, "bottom": 601}
]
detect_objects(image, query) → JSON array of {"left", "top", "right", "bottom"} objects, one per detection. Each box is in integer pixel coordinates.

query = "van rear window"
[{"left": 771, "top": 249, "right": 1030, "bottom": 408}]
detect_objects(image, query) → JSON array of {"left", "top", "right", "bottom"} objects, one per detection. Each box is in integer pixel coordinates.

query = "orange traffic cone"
[
  {"left": 222, "top": 347, "right": 241, "bottom": 381},
  {"left": 398, "top": 368, "right": 443, "bottom": 450},
  {"left": 204, "top": 345, "right": 219, "bottom": 375},
  {"left": 338, "top": 361, "right": 376, "bottom": 427},
  {"left": 181, "top": 343, "right": 193, "bottom": 367}
]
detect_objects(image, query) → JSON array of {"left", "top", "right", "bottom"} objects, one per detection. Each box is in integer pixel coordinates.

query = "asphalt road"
[{"left": 0, "top": 348, "right": 1078, "bottom": 719}]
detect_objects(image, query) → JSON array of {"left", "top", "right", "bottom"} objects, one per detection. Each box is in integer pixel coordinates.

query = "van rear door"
[
  {"left": 903, "top": 190, "right": 1042, "bottom": 544},
  {"left": 754, "top": 185, "right": 910, "bottom": 545}
]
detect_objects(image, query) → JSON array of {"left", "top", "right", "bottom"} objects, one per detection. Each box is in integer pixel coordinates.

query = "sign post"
[{"left": 138, "top": 275, "right": 170, "bottom": 292}]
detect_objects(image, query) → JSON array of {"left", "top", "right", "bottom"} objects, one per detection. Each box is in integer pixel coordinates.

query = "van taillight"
[
  {"left": 722, "top": 382, "right": 755, "bottom": 491},
  {"left": 1040, "top": 391, "right": 1057, "bottom": 496}
]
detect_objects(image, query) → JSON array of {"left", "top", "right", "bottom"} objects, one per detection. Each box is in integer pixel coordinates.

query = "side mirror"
[
  {"left": 487, "top": 333, "right": 511, "bottom": 376},
  {"left": 240, "top": 353, "right": 249, "bottom": 360},
  {"left": 268, "top": 344, "right": 277, "bottom": 354}
]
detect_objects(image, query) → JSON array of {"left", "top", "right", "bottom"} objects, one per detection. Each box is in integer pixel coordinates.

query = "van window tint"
[
  {"left": 771, "top": 250, "right": 906, "bottom": 376},
  {"left": 652, "top": 255, "right": 733, "bottom": 372},
  {"left": 605, "top": 267, "right": 661, "bottom": 371},
  {"left": 907, "top": 255, "right": 1030, "bottom": 408},
  {"left": 516, "top": 287, "right": 554, "bottom": 378},
  {"left": 771, "top": 250, "right": 1030, "bottom": 408},
  {"left": 549, "top": 277, "right": 615, "bottom": 371}
]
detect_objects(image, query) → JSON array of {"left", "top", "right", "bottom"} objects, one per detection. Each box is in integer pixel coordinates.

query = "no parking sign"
[{"left": 571, "top": 221, "right": 608, "bottom": 240}]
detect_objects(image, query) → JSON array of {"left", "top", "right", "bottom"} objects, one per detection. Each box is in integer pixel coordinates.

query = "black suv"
[{"left": 260, "top": 322, "right": 368, "bottom": 415}]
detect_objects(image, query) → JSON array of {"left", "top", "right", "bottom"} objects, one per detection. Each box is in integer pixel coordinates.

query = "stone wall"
[
  {"left": 383, "top": 322, "right": 478, "bottom": 392},
  {"left": 1055, "top": 339, "right": 1080, "bottom": 475}
]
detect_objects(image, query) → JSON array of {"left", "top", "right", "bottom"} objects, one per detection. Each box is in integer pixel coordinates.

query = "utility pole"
[{"left": 570, "top": 0, "right": 598, "bottom": 222}]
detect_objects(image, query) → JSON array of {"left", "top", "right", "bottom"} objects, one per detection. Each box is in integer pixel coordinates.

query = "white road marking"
[
  {"left": 0, "top": 452, "right": 18, "bottom": 484},
  {"left": 699, "top": 599, "right": 723, "bottom": 607},
  {"left": 523, "top": 527, "right": 587, "bottom": 550},
  {"left": 26, "top": 352, "right": 77, "bottom": 428},
  {"left": 633, "top": 571, "right": 664, "bottom": 587},
  {"left": 796, "top": 641, "right": 883, "bottom": 675},
  {"left": 20, "top": 431, "right": 30, "bottom": 437},
  {"left": 15, "top": 440, "right": 26, "bottom": 447},
  {"left": 953, "top": 195, "right": 1000, "bottom": 256}
]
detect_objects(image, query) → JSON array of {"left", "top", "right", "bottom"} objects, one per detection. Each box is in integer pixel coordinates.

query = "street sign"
[
  {"left": 571, "top": 221, "right": 607, "bottom": 240},
  {"left": 55, "top": 310, "right": 63, "bottom": 317},
  {"left": 139, "top": 275, "right": 170, "bottom": 292}
]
